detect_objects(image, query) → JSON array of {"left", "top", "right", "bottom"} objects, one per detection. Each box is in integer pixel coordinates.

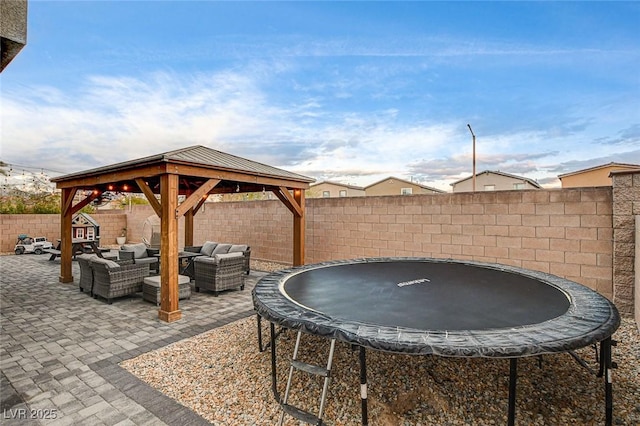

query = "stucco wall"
[{"left": 364, "top": 178, "right": 441, "bottom": 196}]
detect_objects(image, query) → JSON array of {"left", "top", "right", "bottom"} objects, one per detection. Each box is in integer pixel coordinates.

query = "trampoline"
[{"left": 253, "top": 257, "right": 621, "bottom": 425}]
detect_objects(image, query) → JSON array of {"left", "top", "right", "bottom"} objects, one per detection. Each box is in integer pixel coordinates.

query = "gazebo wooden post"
[
  {"left": 59, "top": 188, "right": 75, "bottom": 283},
  {"left": 184, "top": 209, "right": 194, "bottom": 247},
  {"left": 158, "top": 173, "right": 181, "bottom": 322},
  {"left": 293, "top": 188, "right": 305, "bottom": 266}
]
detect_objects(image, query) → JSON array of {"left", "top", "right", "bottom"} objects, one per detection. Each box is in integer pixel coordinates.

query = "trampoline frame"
[{"left": 253, "top": 257, "right": 620, "bottom": 425}]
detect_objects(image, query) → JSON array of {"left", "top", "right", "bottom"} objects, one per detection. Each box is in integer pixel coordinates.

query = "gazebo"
[{"left": 51, "top": 145, "right": 314, "bottom": 322}]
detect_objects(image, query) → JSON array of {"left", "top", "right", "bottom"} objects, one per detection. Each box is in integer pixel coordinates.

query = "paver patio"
[{"left": 0, "top": 253, "right": 263, "bottom": 425}]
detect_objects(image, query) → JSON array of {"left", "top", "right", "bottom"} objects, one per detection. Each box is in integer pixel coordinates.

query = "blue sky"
[{"left": 1, "top": 1, "right": 639, "bottom": 191}]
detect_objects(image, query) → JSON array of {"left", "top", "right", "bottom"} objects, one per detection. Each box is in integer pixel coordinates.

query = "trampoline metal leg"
[
  {"left": 601, "top": 338, "right": 614, "bottom": 426},
  {"left": 270, "top": 322, "right": 281, "bottom": 404},
  {"left": 508, "top": 358, "right": 517, "bottom": 426},
  {"left": 257, "top": 314, "right": 264, "bottom": 352},
  {"left": 360, "top": 346, "right": 368, "bottom": 426}
]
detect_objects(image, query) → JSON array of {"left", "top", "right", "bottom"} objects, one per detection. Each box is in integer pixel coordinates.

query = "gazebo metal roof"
[
  {"left": 52, "top": 145, "right": 313, "bottom": 322},
  {"left": 52, "top": 145, "right": 314, "bottom": 194}
]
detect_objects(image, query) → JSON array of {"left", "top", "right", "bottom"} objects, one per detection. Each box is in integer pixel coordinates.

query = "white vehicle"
[{"left": 14, "top": 235, "right": 54, "bottom": 255}]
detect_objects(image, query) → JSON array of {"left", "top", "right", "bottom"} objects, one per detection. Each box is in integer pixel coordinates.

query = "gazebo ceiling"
[{"left": 51, "top": 145, "right": 315, "bottom": 195}]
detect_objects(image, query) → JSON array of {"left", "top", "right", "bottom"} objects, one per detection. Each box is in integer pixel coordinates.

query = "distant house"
[
  {"left": 365, "top": 176, "right": 444, "bottom": 196},
  {"left": 308, "top": 181, "right": 365, "bottom": 198},
  {"left": 451, "top": 170, "right": 542, "bottom": 193},
  {"left": 71, "top": 212, "right": 100, "bottom": 241},
  {"left": 558, "top": 162, "right": 640, "bottom": 188}
]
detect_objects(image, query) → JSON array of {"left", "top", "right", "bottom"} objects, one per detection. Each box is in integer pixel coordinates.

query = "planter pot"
[{"left": 116, "top": 237, "right": 126, "bottom": 245}]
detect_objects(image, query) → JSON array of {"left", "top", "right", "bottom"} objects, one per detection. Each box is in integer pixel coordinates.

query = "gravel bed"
[{"left": 121, "top": 261, "right": 640, "bottom": 425}]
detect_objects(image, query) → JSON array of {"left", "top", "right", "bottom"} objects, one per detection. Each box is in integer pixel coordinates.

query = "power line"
[{"left": 0, "top": 161, "right": 67, "bottom": 176}]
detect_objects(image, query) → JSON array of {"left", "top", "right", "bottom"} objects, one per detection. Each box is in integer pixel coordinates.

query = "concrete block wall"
[
  {"left": 0, "top": 214, "right": 61, "bottom": 252},
  {"left": 0, "top": 211, "right": 127, "bottom": 253},
  {"left": 611, "top": 171, "right": 640, "bottom": 315},
  {"left": 182, "top": 187, "right": 615, "bottom": 301},
  {"left": 303, "top": 188, "right": 614, "bottom": 300}
]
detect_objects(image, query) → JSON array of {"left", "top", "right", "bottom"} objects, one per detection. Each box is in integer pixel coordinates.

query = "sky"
[{"left": 1, "top": 1, "right": 639, "bottom": 192}]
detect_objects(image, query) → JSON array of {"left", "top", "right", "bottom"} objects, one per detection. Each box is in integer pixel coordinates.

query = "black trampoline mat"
[{"left": 283, "top": 261, "right": 571, "bottom": 331}]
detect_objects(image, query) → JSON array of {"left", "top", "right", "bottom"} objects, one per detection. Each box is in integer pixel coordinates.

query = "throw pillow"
[
  {"left": 122, "top": 243, "right": 148, "bottom": 259},
  {"left": 200, "top": 241, "right": 218, "bottom": 256},
  {"left": 211, "top": 243, "right": 232, "bottom": 255}
]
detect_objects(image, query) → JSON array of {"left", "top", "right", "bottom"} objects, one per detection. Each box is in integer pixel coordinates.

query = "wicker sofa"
[
  {"left": 193, "top": 252, "right": 245, "bottom": 296},
  {"left": 90, "top": 257, "right": 149, "bottom": 304},
  {"left": 184, "top": 241, "right": 251, "bottom": 276}
]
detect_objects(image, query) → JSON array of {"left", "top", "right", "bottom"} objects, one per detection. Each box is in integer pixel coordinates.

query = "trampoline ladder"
[{"left": 278, "top": 331, "right": 337, "bottom": 426}]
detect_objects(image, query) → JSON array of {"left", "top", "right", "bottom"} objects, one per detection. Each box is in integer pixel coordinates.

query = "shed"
[{"left": 71, "top": 212, "right": 100, "bottom": 241}]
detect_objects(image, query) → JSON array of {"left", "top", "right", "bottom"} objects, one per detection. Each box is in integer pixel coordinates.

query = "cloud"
[
  {"left": 593, "top": 124, "right": 640, "bottom": 146},
  {"left": 2, "top": 63, "right": 638, "bottom": 193},
  {"left": 544, "top": 149, "right": 640, "bottom": 175}
]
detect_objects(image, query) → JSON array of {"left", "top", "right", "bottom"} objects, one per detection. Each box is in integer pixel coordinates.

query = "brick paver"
[{"left": 1, "top": 253, "right": 263, "bottom": 425}]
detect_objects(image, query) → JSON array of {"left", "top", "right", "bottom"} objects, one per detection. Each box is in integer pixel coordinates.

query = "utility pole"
[{"left": 467, "top": 124, "right": 476, "bottom": 192}]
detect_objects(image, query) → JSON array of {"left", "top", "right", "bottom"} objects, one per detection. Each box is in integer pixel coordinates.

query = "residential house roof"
[
  {"left": 365, "top": 176, "right": 445, "bottom": 193},
  {"left": 450, "top": 170, "right": 542, "bottom": 189},
  {"left": 310, "top": 180, "right": 365, "bottom": 191},
  {"left": 558, "top": 162, "right": 640, "bottom": 179}
]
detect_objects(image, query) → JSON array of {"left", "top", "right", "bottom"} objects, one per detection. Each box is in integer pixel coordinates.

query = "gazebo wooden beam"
[
  {"left": 135, "top": 178, "right": 162, "bottom": 217},
  {"left": 273, "top": 187, "right": 305, "bottom": 266},
  {"left": 178, "top": 179, "right": 220, "bottom": 247},
  {"left": 175, "top": 179, "right": 220, "bottom": 218},
  {"left": 59, "top": 189, "right": 102, "bottom": 283}
]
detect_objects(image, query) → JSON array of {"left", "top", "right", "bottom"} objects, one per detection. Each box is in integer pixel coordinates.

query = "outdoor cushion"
[
  {"left": 228, "top": 244, "right": 248, "bottom": 253},
  {"left": 121, "top": 243, "right": 148, "bottom": 259},
  {"left": 91, "top": 257, "right": 121, "bottom": 269},
  {"left": 211, "top": 243, "right": 232, "bottom": 256},
  {"left": 77, "top": 253, "right": 99, "bottom": 261},
  {"left": 194, "top": 256, "right": 218, "bottom": 264},
  {"left": 200, "top": 241, "right": 218, "bottom": 256},
  {"left": 214, "top": 252, "right": 243, "bottom": 262}
]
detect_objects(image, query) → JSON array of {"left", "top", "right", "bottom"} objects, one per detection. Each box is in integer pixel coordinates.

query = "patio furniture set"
[{"left": 76, "top": 241, "right": 250, "bottom": 305}]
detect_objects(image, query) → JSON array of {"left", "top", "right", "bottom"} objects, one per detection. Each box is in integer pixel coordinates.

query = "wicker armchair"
[
  {"left": 184, "top": 243, "right": 251, "bottom": 276},
  {"left": 193, "top": 252, "right": 245, "bottom": 296},
  {"left": 77, "top": 254, "right": 134, "bottom": 296},
  {"left": 90, "top": 257, "right": 149, "bottom": 304},
  {"left": 77, "top": 254, "right": 99, "bottom": 295},
  {"left": 118, "top": 243, "right": 159, "bottom": 273}
]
